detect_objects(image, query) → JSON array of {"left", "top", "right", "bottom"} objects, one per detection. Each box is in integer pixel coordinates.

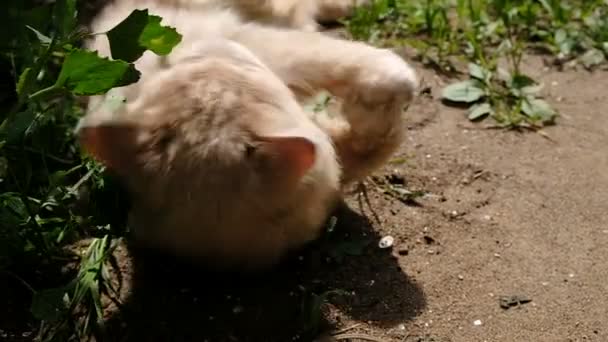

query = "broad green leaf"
[
  {"left": 106, "top": 9, "right": 148, "bottom": 62},
  {"left": 106, "top": 9, "right": 182, "bottom": 62},
  {"left": 56, "top": 49, "right": 140, "bottom": 95},
  {"left": 441, "top": 80, "right": 485, "bottom": 103},
  {"left": 2, "top": 193, "right": 28, "bottom": 220},
  {"left": 468, "top": 102, "right": 492, "bottom": 120},
  {"left": 522, "top": 98, "right": 557, "bottom": 121},
  {"left": 0, "top": 109, "right": 37, "bottom": 143},
  {"left": 468, "top": 63, "right": 485, "bottom": 80},
  {"left": 580, "top": 48, "right": 605, "bottom": 69},
  {"left": 139, "top": 15, "right": 182, "bottom": 55},
  {"left": 510, "top": 74, "right": 536, "bottom": 89},
  {"left": 30, "top": 287, "right": 69, "bottom": 322}
]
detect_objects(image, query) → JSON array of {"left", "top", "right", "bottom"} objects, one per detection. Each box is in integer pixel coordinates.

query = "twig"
[
  {"left": 332, "top": 333, "right": 388, "bottom": 342},
  {"left": 356, "top": 181, "right": 382, "bottom": 225},
  {"left": 331, "top": 323, "right": 363, "bottom": 335}
]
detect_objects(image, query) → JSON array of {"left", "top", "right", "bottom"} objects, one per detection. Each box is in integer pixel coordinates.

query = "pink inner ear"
[
  {"left": 78, "top": 125, "right": 138, "bottom": 174},
  {"left": 259, "top": 136, "right": 316, "bottom": 179}
]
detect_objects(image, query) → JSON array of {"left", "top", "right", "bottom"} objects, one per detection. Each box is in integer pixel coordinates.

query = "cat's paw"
[{"left": 354, "top": 49, "right": 418, "bottom": 107}]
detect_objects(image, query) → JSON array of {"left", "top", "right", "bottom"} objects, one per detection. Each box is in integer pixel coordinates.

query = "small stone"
[
  {"left": 451, "top": 210, "right": 458, "bottom": 217},
  {"left": 483, "top": 215, "right": 492, "bottom": 221},
  {"left": 426, "top": 154, "right": 432, "bottom": 158},
  {"left": 379, "top": 236, "right": 394, "bottom": 249},
  {"left": 398, "top": 324, "right": 406, "bottom": 330},
  {"left": 569, "top": 273, "right": 575, "bottom": 278},
  {"left": 458, "top": 274, "right": 464, "bottom": 280},
  {"left": 473, "top": 320, "right": 482, "bottom": 326},
  {"left": 494, "top": 253, "right": 501, "bottom": 258},
  {"left": 233, "top": 305, "right": 244, "bottom": 314},
  {"left": 423, "top": 235, "right": 436, "bottom": 245}
]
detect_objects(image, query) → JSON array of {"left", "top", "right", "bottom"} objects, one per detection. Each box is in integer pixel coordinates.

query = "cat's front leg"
[{"left": 232, "top": 27, "right": 418, "bottom": 184}]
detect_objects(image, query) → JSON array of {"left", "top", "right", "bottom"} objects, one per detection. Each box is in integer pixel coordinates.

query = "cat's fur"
[{"left": 78, "top": 0, "right": 418, "bottom": 271}]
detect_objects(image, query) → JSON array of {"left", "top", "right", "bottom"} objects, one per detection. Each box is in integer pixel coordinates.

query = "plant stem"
[{"left": 29, "top": 84, "right": 61, "bottom": 102}]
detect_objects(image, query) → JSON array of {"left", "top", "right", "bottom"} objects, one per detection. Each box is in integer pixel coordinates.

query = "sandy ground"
[{"left": 94, "top": 53, "right": 608, "bottom": 342}]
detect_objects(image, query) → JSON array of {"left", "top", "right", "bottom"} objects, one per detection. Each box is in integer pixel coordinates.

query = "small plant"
[
  {"left": 441, "top": 63, "right": 556, "bottom": 128},
  {"left": 1, "top": 0, "right": 182, "bottom": 340}
]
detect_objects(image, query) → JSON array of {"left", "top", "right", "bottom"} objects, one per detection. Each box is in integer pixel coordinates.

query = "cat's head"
[{"left": 77, "top": 45, "right": 339, "bottom": 217}]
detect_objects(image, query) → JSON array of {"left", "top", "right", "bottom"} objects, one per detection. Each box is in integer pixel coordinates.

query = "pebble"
[
  {"left": 458, "top": 274, "right": 464, "bottom": 280},
  {"left": 379, "top": 236, "right": 394, "bottom": 249},
  {"left": 473, "top": 320, "right": 482, "bottom": 326},
  {"left": 483, "top": 215, "right": 492, "bottom": 221}
]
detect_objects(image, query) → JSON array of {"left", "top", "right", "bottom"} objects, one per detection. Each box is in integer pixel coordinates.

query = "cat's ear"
[
  {"left": 77, "top": 123, "right": 140, "bottom": 175},
  {"left": 256, "top": 136, "right": 316, "bottom": 180}
]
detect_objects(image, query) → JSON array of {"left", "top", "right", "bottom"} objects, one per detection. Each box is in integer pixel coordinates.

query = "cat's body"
[{"left": 79, "top": 0, "right": 418, "bottom": 271}]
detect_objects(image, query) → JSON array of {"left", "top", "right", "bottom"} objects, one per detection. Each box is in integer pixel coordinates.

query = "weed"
[
  {"left": 345, "top": 0, "right": 608, "bottom": 128},
  {"left": 1, "top": 0, "right": 181, "bottom": 340}
]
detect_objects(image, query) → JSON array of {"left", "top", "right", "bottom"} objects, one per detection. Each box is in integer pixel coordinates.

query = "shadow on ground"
[{"left": 104, "top": 203, "right": 426, "bottom": 341}]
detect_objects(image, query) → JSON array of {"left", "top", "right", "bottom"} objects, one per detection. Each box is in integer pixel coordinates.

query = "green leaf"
[
  {"left": 468, "top": 63, "right": 485, "bottom": 80},
  {"left": 522, "top": 98, "right": 557, "bottom": 121},
  {"left": 52, "top": 0, "right": 77, "bottom": 39},
  {"left": 0, "top": 109, "right": 37, "bottom": 143},
  {"left": 554, "top": 28, "right": 567, "bottom": 44},
  {"left": 16, "top": 67, "right": 33, "bottom": 97},
  {"left": 468, "top": 102, "right": 492, "bottom": 120},
  {"left": 106, "top": 9, "right": 182, "bottom": 62},
  {"left": 56, "top": 49, "right": 140, "bottom": 95},
  {"left": 25, "top": 25, "right": 51, "bottom": 45},
  {"left": 106, "top": 9, "right": 148, "bottom": 62},
  {"left": 139, "top": 15, "right": 182, "bottom": 55},
  {"left": 511, "top": 74, "right": 536, "bottom": 89},
  {"left": 580, "top": 48, "right": 605, "bottom": 69},
  {"left": 30, "top": 286, "right": 69, "bottom": 322},
  {"left": 441, "top": 80, "right": 485, "bottom": 103}
]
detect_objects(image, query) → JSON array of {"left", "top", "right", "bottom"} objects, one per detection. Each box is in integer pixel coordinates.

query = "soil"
[{"left": 3, "top": 24, "right": 608, "bottom": 342}]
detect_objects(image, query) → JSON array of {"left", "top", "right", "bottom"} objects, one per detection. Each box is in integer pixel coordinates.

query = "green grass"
[
  {"left": 344, "top": 0, "right": 608, "bottom": 128},
  {"left": 2, "top": 0, "right": 608, "bottom": 341},
  {"left": 1, "top": 0, "right": 181, "bottom": 340}
]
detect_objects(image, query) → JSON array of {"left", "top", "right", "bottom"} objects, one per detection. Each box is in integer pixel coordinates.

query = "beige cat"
[{"left": 78, "top": 0, "right": 418, "bottom": 271}]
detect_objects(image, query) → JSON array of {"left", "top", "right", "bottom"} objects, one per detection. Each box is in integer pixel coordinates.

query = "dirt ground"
[
  {"left": 97, "top": 52, "right": 608, "bottom": 342},
  {"left": 3, "top": 26, "right": 608, "bottom": 342}
]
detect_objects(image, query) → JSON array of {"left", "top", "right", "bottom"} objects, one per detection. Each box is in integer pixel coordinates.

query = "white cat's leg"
[
  {"left": 315, "top": 0, "right": 371, "bottom": 23},
  {"left": 232, "top": 27, "right": 418, "bottom": 183}
]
